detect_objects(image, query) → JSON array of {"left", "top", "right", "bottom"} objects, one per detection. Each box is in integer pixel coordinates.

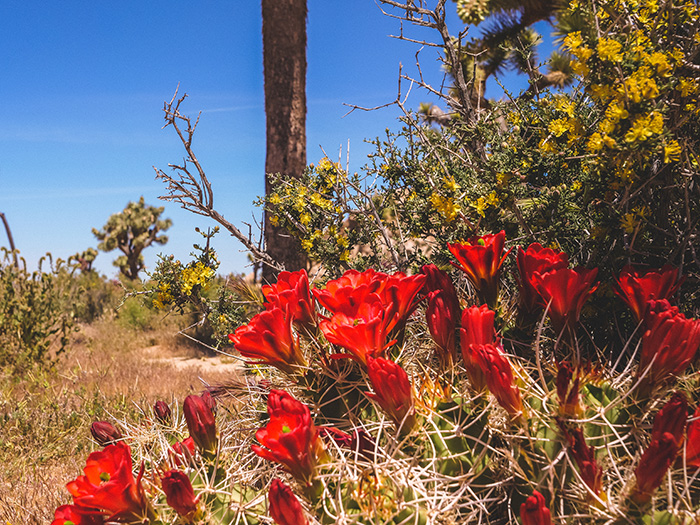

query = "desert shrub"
[
  {"left": 0, "top": 249, "right": 74, "bottom": 372},
  {"left": 261, "top": 0, "right": 700, "bottom": 319},
  {"left": 146, "top": 229, "right": 253, "bottom": 349}
]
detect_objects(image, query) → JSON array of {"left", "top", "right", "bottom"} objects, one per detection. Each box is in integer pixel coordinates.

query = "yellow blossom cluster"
[
  {"left": 153, "top": 282, "right": 174, "bottom": 310},
  {"left": 180, "top": 261, "right": 215, "bottom": 296}
]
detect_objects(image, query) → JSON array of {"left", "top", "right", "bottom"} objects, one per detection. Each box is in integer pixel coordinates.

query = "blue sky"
[{"left": 0, "top": 2, "right": 546, "bottom": 277}]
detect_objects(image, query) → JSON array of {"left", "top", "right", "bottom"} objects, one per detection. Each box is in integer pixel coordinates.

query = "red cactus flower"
[
  {"left": 90, "top": 421, "right": 122, "bottom": 447},
  {"left": 638, "top": 300, "right": 700, "bottom": 389},
  {"left": 633, "top": 431, "right": 680, "bottom": 502},
  {"left": 366, "top": 357, "right": 416, "bottom": 433},
  {"left": 319, "top": 300, "right": 394, "bottom": 365},
  {"left": 426, "top": 290, "right": 459, "bottom": 367},
  {"left": 51, "top": 505, "right": 104, "bottom": 525},
  {"left": 315, "top": 269, "right": 424, "bottom": 339},
  {"left": 520, "top": 490, "right": 552, "bottom": 525},
  {"left": 313, "top": 268, "right": 387, "bottom": 312},
  {"left": 183, "top": 394, "right": 217, "bottom": 458},
  {"left": 448, "top": 231, "right": 511, "bottom": 307},
  {"left": 531, "top": 267, "right": 598, "bottom": 334},
  {"left": 652, "top": 393, "right": 688, "bottom": 446},
  {"left": 615, "top": 265, "right": 682, "bottom": 323},
  {"left": 685, "top": 404, "right": 700, "bottom": 468},
  {"left": 516, "top": 242, "right": 569, "bottom": 312},
  {"left": 556, "top": 361, "right": 581, "bottom": 418},
  {"left": 66, "top": 442, "right": 153, "bottom": 522},
  {"left": 269, "top": 478, "right": 308, "bottom": 525},
  {"left": 460, "top": 305, "right": 498, "bottom": 392},
  {"left": 252, "top": 390, "right": 325, "bottom": 485},
  {"left": 472, "top": 343, "right": 523, "bottom": 418},
  {"left": 564, "top": 427, "right": 603, "bottom": 497},
  {"left": 161, "top": 469, "right": 199, "bottom": 517},
  {"left": 229, "top": 306, "right": 306, "bottom": 374},
  {"left": 262, "top": 269, "right": 317, "bottom": 331}
]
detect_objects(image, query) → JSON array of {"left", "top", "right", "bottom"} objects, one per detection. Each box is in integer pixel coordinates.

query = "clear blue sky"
[{"left": 0, "top": 2, "right": 545, "bottom": 277}]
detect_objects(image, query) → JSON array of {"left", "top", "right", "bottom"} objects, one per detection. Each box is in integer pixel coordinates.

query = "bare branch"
[{"left": 154, "top": 87, "right": 281, "bottom": 272}]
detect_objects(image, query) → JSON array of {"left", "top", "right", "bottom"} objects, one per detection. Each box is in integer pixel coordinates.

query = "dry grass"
[{"left": 0, "top": 312, "right": 241, "bottom": 524}]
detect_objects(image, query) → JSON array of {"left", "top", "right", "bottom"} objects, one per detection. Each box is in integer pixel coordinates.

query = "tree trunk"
[{"left": 261, "top": 0, "right": 309, "bottom": 283}]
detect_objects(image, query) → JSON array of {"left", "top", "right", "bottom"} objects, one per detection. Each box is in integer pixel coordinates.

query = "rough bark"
[{"left": 261, "top": 0, "right": 309, "bottom": 283}]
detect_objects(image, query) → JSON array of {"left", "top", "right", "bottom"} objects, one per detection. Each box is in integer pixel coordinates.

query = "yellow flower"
[
  {"left": 300, "top": 212, "right": 312, "bottom": 225},
  {"left": 646, "top": 52, "right": 673, "bottom": 77},
  {"left": 430, "top": 194, "right": 460, "bottom": 221},
  {"left": 548, "top": 118, "right": 570, "bottom": 137},
  {"left": 664, "top": 140, "right": 681, "bottom": 163},
  {"left": 624, "top": 113, "right": 663, "bottom": 143},
  {"left": 587, "top": 133, "right": 605, "bottom": 152},
  {"left": 564, "top": 32, "right": 584, "bottom": 51},
  {"left": 621, "top": 213, "right": 639, "bottom": 233},
  {"left": 589, "top": 83, "right": 615, "bottom": 102},
  {"left": 301, "top": 239, "right": 313, "bottom": 251},
  {"left": 554, "top": 97, "right": 575, "bottom": 117},
  {"left": 605, "top": 101, "right": 629, "bottom": 123},
  {"left": 677, "top": 77, "right": 698, "bottom": 97},
  {"left": 443, "top": 176, "right": 460, "bottom": 192},
  {"left": 336, "top": 235, "right": 349, "bottom": 248},
  {"left": 473, "top": 196, "right": 488, "bottom": 217},
  {"left": 269, "top": 193, "right": 282, "bottom": 205},
  {"left": 269, "top": 215, "right": 279, "bottom": 226},
  {"left": 597, "top": 38, "right": 623, "bottom": 62}
]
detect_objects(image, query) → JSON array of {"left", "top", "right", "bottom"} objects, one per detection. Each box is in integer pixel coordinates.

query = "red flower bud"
[
  {"left": 472, "top": 343, "right": 523, "bottom": 418},
  {"left": 154, "top": 400, "right": 172, "bottom": 423},
  {"left": 638, "top": 300, "right": 700, "bottom": 389},
  {"left": 634, "top": 432, "right": 679, "bottom": 502},
  {"left": 460, "top": 305, "right": 497, "bottom": 392},
  {"left": 685, "top": 404, "right": 700, "bottom": 468},
  {"left": 269, "top": 478, "right": 308, "bottom": 525},
  {"left": 90, "top": 421, "right": 122, "bottom": 447},
  {"left": 229, "top": 306, "right": 306, "bottom": 374},
  {"left": 320, "top": 427, "right": 376, "bottom": 463},
  {"left": 252, "top": 390, "right": 325, "bottom": 485},
  {"left": 564, "top": 427, "right": 603, "bottom": 496},
  {"left": 516, "top": 243, "right": 569, "bottom": 313},
  {"left": 652, "top": 393, "right": 687, "bottom": 446},
  {"left": 556, "top": 361, "right": 581, "bottom": 418},
  {"left": 170, "top": 437, "right": 196, "bottom": 466},
  {"left": 615, "top": 265, "right": 682, "bottom": 323},
  {"left": 183, "top": 394, "right": 217, "bottom": 458},
  {"left": 161, "top": 469, "right": 199, "bottom": 517},
  {"left": 366, "top": 357, "right": 416, "bottom": 433},
  {"left": 448, "top": 231, "right": 511, "bottom": 308},
  {"left": 531, "top": 267, "right": 598, "bottom": 334},
  {"left": 520, "top": 490, "right": 552, "bottom": 525},
  {"left": 426, "top": 290, "right": 459, "bottom": 367},
  {"left": 420, "top": 264, "right": 460, "bottom": 311}
]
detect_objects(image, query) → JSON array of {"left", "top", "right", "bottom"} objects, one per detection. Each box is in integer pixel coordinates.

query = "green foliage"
[
  {"left": 146, "top": 228, "right": 251, "bottom": 348},
  {"left": 0, "top": 249, "right": 74, "bottom": 372},
  {"left": 92, "top": 196, "right": 172, "bottom": 280},
  {"left": 262, "top": 0, "right": 700, "bottom": 316}
]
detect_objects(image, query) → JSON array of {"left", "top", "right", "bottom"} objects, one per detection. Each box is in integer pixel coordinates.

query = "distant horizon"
[{"left": 0, "top": 2, "right": 551, "bottom": 280}]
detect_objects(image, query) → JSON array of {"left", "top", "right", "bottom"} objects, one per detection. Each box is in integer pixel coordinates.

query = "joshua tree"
[
  {"left": 261, "top": 0, "right": 309, "bottom": 282},
  {"left": 92, "top": 197, "right": 172, "bottom": 280}
]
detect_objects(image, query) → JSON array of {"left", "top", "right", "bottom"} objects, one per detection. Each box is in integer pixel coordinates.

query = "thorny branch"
[{"left": 153, "top": 88, "right": 280, "bottom": 273}]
